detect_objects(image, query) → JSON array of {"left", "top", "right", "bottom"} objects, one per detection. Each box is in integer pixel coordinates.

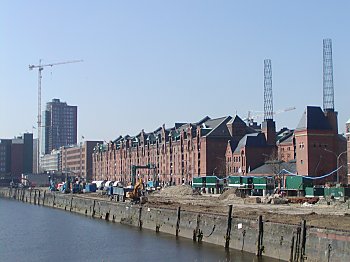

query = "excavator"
[
  {"left": 127, "top": 177, "right": 145, "bottom": 203},
  {"left": 126, "top": 164, "right": 155, "bottom": 203}
]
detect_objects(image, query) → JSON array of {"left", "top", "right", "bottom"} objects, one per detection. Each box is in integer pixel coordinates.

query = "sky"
[{"left": 1, "top": 1, "right": 349, "bottom": 142}]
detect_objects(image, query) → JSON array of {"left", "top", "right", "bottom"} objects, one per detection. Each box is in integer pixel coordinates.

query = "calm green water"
[{"left": 0, "top": 198, "right": 276, "bottom": 262}]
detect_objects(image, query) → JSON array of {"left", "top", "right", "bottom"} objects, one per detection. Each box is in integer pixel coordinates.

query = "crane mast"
[{"left": 29, "top": 59, "right": 83, "bottom": 173}]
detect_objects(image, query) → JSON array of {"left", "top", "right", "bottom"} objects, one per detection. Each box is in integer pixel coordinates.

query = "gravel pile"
[
  {"left": 157, "top": 185, "right": 194, "bottom": 197},
  {"left": 218, "top": 188, "right": 237, "bottom": 200}
]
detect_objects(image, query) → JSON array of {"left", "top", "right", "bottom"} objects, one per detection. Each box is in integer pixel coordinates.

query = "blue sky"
[{"left": 1, "top": 1, "right": 349, "bottom": 141}]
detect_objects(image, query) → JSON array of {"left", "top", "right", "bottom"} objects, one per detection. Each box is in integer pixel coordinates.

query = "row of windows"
[
  {"left": 227, "top": 156, "right": 241, "bottom": 163},
  {"left": 280, "top": 147, "right": 291, "bottom": 151},
  {"left": 227, "top": 166, "right": 241, "bottom": 173},
  {"left": 299, "top": 143, "right": 329, "bottom": 149},
  {"left": 281, "top": 153, "right": 291, "bottom": 158}
]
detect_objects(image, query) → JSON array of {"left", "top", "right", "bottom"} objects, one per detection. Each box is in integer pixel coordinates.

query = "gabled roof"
[
  {"left": 228, "top": 140, "right": 239, "bottom": 152},
  {"left": 175, "top": 123, "right": 187, "bottom": 129},
  {"left": 112, "top": 135, "right": 123, "bottom": 144},
  {"left": 296, "top": 106, "right": 332, "bottom": 131},
  {"left": 277, "top": 129, "right": 294, "bottom": 144},
  {"left": 196, "top": 116, "right": 211, "bottom": 125},
  {"left": 227, "top": 114, "right": 246, "bottom": 125},
  {"left": 204, "top": 116, "right": 232, "bottom": 137},
  {"left": 227, "top": 115, "right": 256, "bottom": 135},
  {"left": 233, "top": 133, "right": 266, "bottom": 153},
  {"left": 249, "top": 160, "right": 297, "bottom": 175},
  {"left": 347, "top": 118, "right": 350, "bottom": 124}
]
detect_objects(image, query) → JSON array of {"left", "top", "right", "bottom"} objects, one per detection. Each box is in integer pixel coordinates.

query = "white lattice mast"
[
  {"left": 264, "top": 59, "right": 273, "bottom": 120},
  {"left": 323, "top": 38, "right": 335, "bottom": 111}
]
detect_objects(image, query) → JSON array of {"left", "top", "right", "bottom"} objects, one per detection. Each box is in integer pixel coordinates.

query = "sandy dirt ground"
[
  {"left": 51, "top": 185, "right": 350, "bottom": 231},
  {"left": 144, "top": 185, "right": 350, "bottom": 231}
]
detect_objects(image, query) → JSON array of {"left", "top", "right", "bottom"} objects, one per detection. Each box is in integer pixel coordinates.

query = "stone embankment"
[{"left": 1, "top": 187, "right": 349, "bottom": 262}]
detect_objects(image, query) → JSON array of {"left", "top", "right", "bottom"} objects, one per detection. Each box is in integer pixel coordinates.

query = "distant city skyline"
[{"left": 1, "top": 1, "right": 349, "bottom": 141}]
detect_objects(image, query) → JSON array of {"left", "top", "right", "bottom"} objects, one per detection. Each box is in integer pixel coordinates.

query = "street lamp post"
[
  {"left": 324, "top": 149, "right": 347, "bottom": 183},
  {"left": 336, "top": 151, "right": 347, "bottom": 184}
]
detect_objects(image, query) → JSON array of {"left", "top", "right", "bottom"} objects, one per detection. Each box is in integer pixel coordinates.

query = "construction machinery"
[
  {"left": 244, "top": 107, "right": 296, "bottom": 126},
  {"left": 131, "top": 164, "right": 156, "bottom": 186},
  {"left": 48, "top": 176, "right": 57, "bottom": 191},
  {"left": 60, "top": 174, "right": 72, "bottom": 194},
  {"left": 127, "top": 178, "right": 145, "bottom": 203},
  {"left": 127, "top": 164, "right": 156, "bottom": 203},
  {"left": 29, "top": 59, "right": 83, "bottom": 173}
]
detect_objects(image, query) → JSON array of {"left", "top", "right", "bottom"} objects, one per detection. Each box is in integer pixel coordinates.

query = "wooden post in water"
[
  {"left": 138, "top": 207, "right": 143, "bottom": 230},
  {"left": 92, "top": 200, "right": 96, "bottom": 217},
  {"left": 70, "top": 197, "right": 73, "bottom": 212},
  {"left": 193, "top": 214, "right": 201, "bottom": 242},
  {"left": 225, "top": 205, "right": 233, "bottom": 249},
  {"left": 34, "top": 190, "right": 37, "bottom": 205},
  {"left": 299, "top": 220, "right": 307, "bottom": 262},
  {"left": 43, "top": 191, "right": 46, "bottom": 206},
  {"left": 176, "top": 206, "right": 181, "bottom": 237},
  {"left": 256, "top": 215, "right": 264, "bottom": 256},
  {"left": 289, "top": 235, "right": 295, "bottom": 262}
]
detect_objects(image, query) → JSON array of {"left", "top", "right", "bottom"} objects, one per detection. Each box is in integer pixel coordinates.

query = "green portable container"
[
  {"left": 286, "top": 176, "right": 313, "bottom": 190},
  {"left": 204, "top": 176, "right": 218, "bottom": 188},
  {"left": 192, "top": 177, "right": 203, "bottom": 188},
  {"left": 241, "top": 176, "right": 253, "bottom": 188},
  {"left": 228, "top": 176, "right": 241, "bottom": 188},
  {"left": 305, "top": 187, "right": 324, "bottom": 197},
  {"left": 253, "top": 177, "right": 274, "bottom": 190},
  {"left": 324, "top": 187, "right": 350, "bottom": 198}
]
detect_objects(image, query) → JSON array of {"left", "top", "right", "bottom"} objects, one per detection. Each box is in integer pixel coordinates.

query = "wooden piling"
[
  {"left": 138, "top": 207, "right": 143, "bottom": 230},
  {"left": 176, "top": 206, "right": 181, "bottom": 237},
  {"left": 43, "top": 191, "right": 46, "bottom": 206},
  {"left": 225, "top": 205, "right": 233, "bottom": 249},
  {"left": 34, "top": 190, "right": 37, "bottom": 205},
  {"left": 256, "top": 215, "right": 264, "bottom": 256},
  {"left": 69, "top": 197, "right": 73, "bottom": 212},
  {"left": 299, "top": 220, "right": 307, "bottom": 262},
  {"left": 193, "top": 214, "right": 201, "bottom": 242},
  {"left": 289, "top": 235, "right": 295, "bottom": 262}
]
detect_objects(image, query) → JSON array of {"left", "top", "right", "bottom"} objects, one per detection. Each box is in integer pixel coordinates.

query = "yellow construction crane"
[{"left": 29, "top": 59, "right": 83, "bottom": 173}]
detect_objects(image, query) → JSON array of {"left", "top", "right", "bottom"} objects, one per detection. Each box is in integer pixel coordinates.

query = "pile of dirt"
[
  {"left": 156, "top": 185, "right": 194, "bottom": 197},
  {"left": 218, "top": 188, "right": 237, "bottom": 200}
]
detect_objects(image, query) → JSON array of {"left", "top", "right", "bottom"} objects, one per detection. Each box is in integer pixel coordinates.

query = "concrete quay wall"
[{"left": 1, "top": 187, "right": 349, "bottom": 262}]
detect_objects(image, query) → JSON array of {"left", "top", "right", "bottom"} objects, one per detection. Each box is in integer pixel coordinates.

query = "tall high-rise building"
[{"left": 42, "top": 98, "right": 77, "bottom": 154}]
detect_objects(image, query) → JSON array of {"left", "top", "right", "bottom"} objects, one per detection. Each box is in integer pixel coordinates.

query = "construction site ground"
[
  {"left": 52, "top": 185, "right": 350, "bottom": 232},
  {"left": 144, "top": 186, "right": 350, "bottom": 231}
]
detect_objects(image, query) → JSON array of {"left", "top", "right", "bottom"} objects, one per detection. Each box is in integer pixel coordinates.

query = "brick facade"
[
  {"left": 60, "top": 141, "right": 101, "bottom": 182},
  {"left": 92, "top": 116, "right": 235, "bottom": 185},
  {"left": 294, "top": 107, "right": 346, "bottom": 183}
]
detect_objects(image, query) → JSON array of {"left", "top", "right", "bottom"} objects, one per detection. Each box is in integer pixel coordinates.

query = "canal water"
[{"left": 0, "top": 198, "right": 276, "bottom": 262}]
